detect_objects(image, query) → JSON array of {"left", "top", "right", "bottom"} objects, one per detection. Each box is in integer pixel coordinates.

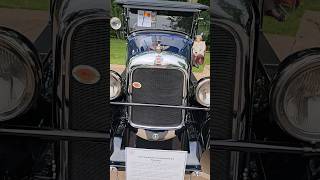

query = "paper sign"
[
  {"left": 138, "top": 10, "right": 152, "bottom": 27},
  {"left": 125, "top": 148, "right": 187, "bottom": 180}
]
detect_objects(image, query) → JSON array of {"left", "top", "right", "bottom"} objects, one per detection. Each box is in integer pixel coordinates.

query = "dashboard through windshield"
[
  {"left": 127, "top": 33, "right": 193, "bottom": 59},
  {"left": 128, "top": 9, "right": 194, "bottom": 34}
]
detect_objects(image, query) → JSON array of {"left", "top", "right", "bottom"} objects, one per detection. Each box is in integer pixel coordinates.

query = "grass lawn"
[
  {"left": 111, "top": 38, "right": 210, "bottom": 73},
  {"left": 0, "top": 0, "right": 49, "bottom": 11},
  {"left": 263, "top": 0, "right": 320, "bottom": 36}
]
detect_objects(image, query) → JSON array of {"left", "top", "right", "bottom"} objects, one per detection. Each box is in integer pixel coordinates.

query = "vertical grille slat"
[
  {"left": 131, "top": 68, "right": 184, "bottom": 128},
  {"left": 69, "top": 19, "right": 109, "bottom": 132}
]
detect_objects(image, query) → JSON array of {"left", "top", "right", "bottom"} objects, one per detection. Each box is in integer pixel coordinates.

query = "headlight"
[
  {"left": 196, "top": 78, "right": 210, "bottom": 107},
  {"left": 0, "top": 27, "right": 41, "bottom": 121},
  {"left": 271, "top": 49, "right": 320, "bottom": 142},
  {"left": 110, "top": 17, "right": 122, "bottom": 30},
  {"left": 110, "top": 70, "right": 122, "bottom": 100}
]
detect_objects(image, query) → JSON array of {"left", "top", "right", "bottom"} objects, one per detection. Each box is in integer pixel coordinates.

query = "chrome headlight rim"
[
  {"left": 271, "top": 52, "right": 320, "bottom": 143},
  {"left": 110, "top": 70, "right": 122, "bottom": 100},
  {"left": 0, "top": 27, "right": 42, "bottom": 121},
  {"left": 196, "top": 77, "right": 210, "bottom": 107}
]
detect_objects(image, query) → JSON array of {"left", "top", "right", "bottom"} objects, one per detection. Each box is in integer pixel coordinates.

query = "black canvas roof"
[{"left": 115, "top": 0, "right": 209, "bottom": 12}]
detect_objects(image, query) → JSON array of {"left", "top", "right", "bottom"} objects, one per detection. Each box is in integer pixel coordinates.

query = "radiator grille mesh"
[
  {"left": 68, "top": 141, "right": 108, "bottom": 180},
  {"left": 211, "top": 24, "right": 237, "bottom": 180},
  {"left": 211, "top": 25, "right": 236, "bottom": 139},
  {"left": 131, "top": 68, "right": 184, "bottom": 128},
  {"left": 69, "top": 19, "right": 109, "bottom": 132}
]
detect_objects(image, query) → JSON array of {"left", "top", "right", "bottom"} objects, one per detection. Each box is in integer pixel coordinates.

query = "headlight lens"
[
  {"left": 110, "top": 17, "right": 122, "bottom": 30},
  {"left": 0, "top": 28, "right": 41, "bottom": 121},
  {"left": 271, "top": 52, "right": 320, "bottom": 142},
  {"left": 196, "top": 78, "right": 210, "bottom": 107},
  {"left": 110, "top": 70, "right": 121, "bottom": 100}
]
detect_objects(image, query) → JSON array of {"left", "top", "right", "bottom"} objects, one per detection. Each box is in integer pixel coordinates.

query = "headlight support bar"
[
  {"left": 211, "top": 140, "right": 320, "bottom": 154},
  {"left": 111, "top": 102, "right": 210, "bottom": 111},
  {"left": 0, "top": 128, "right": 109, "bottom": 142}
]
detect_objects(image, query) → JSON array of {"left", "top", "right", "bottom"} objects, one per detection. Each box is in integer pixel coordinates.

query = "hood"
[{"left": 127, "top": 51, "right": 190, "bottom": 72}]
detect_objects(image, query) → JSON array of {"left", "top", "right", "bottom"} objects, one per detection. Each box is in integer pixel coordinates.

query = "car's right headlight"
[
  {"left": 271, "top": 48, "right": 320, "bottom": 142},
  {"left": 196, "top": 78, "right": 210, "bottom": 107},
  {"left": 110, "top": 70, "right": 122, "bottom": 100},
  {"left": 0, "top": 27, "right": 41, "bottom": 121}
]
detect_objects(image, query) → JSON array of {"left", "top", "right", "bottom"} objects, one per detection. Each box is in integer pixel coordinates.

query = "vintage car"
[
  {"left": 0, "top": 0, "right": 108, "bottom": 179},
  {"left": 109, "top": 0, "right": 210, "bottom": 176},
  {"left": 212, "top": 0, "right": 320, "bottom": 180}
]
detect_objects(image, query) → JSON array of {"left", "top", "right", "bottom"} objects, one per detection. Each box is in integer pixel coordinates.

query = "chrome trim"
[
  {"left": 195, "top": 78, "right": 210, "bottom": 107},
  {"left": 126, "top": 51, "right": 190, "bottom": 130},
  {"left": 110, "top": 70, "right": 122, "bottom": 100},
  {"left": 136, "top": 129, "right": 176, "bottom": 141},
  {"left": 111, "top": 102, "right": 209, "bottom": 111}
]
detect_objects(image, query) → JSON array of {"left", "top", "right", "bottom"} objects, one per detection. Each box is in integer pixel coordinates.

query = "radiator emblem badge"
[
  {"left": 72, "top": 65, "right": 101, "bottom": 85},
  {"left": 155, "top": 55, "right": 163, "bottom": 65},
  {"left": 132, "top": 82, "right": 142, "bottom": 89}
]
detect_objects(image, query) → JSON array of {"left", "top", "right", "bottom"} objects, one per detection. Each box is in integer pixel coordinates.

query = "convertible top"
[{"left": 115, "top": 0, "right": 209, "bottom": 12}]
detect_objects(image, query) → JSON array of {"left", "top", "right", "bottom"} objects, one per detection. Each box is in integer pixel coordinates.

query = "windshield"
[
  {"left": 127, "top": 32, "right": 193, "bottom": 59},
  {"left": 128, "top": 9, "right": 194, "bottom": 34}
]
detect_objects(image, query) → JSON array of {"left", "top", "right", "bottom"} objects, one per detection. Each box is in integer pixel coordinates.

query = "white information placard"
[
  {"left": 125, "top": 147, "right": 187, "bottom": 180},
  {"left": 137, "top": 10, "right": 152, "bottom": 27}
]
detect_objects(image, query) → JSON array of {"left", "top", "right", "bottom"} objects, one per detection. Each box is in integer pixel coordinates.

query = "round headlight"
[
  {"left": 0, "top": 27, "right": 41, "bottom": 121},
  {"left": 196, "top": 78, "right": 210, "bottom": 107},
  {"left": 110, "top": 17, "right": 122, "bottom": 30},
  {"left": 110, "top": 70, "right": 122, "bottom": 100},
  {"left": 271, "top": 49, "right": 320, "bottom": 142}
]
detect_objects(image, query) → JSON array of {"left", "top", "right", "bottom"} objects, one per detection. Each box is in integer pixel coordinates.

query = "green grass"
[
  {"left": 263, "top": 0, "right": 320, "bottom": 36},
  {"left": 110, "top": 39, "right": 127, "bottom": 65},
  {"left": 110, "top": 38, "right": 210, "bottom": 73},
  {"left": 0, "top": 0, "right": 49, "bottom": 11},
  {"left": 192, "top": 52, "right": 210, "bottom": 73}
]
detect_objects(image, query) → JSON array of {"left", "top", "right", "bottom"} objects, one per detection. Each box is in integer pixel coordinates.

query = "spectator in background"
[
  {"left": 192, "top": 35, "right": 206, "bottom": 67},
  {"left": 264, "top": 0, "right": 286, "bottom": 22}
]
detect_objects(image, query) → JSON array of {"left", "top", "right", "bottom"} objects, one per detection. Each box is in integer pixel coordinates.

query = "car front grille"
[
  {"left": 211, "top": 24, "right": 237, "bottom": 180},
  {"left": 69, "top": 19, "right": 109, "bottom": 132},
  {"left": 67, "top": 18, "right": 109, "bottom": 180},
  {"left": 211, "top": 25, "right": 236, "bottom": 139},
  {"left": 130, "top": 68, "right": 185, "bottom": 128},
  {"left": 68, "top": 141, "right": 108, "bottom": 180}
]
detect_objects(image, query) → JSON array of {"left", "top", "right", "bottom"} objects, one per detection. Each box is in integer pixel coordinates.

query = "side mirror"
[{"left": 110, "top": 17, "right": 122, "bottom": 30}]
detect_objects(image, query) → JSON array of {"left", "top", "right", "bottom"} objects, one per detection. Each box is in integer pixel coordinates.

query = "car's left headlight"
[
  {"left": 0, "top": 27, "right": 41, "bottom": 121},
  {"left": 110, "top": 70, "right": 122, "bottom": 100},
  {"left": 196, "top": 78, "right": 210, "bottom": 107}
]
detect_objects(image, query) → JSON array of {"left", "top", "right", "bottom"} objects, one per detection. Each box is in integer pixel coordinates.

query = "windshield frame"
[
  {"left": 122, "top": 7, "right": 199, "bottom": 37},
  {"left": 126, "top": 31, "right": 194, "bottom": 60}
]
